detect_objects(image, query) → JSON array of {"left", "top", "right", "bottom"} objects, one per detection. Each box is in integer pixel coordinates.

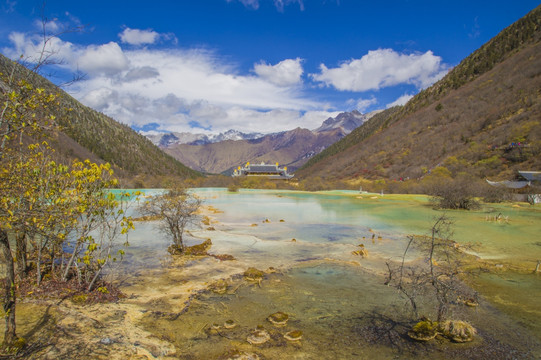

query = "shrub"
[
  {"left": 227, "top": 183, "right": 239, "bottom": 192},
  {"left": 429, "top": 174, "right": 481, "bottom": 210}
]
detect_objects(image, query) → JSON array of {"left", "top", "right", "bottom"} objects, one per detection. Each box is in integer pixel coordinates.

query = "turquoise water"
[
  {"left": 194, "top": 188, "right": 420, "bottom": 267},
  {"left": 119, "top": 188, "right": 541, "bottom": 359}
]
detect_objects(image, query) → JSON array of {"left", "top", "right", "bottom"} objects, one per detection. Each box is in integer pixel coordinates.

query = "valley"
[
  {"left": 0, "top": 2, "right": 540, "bottom": 360},
  {"left": 148, "top": 111, "right": 373, "bottom": 174}
]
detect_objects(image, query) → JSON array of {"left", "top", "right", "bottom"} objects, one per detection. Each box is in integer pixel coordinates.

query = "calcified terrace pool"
[{"left": 113, "top": 188, "right": 541, "bottom": 359}]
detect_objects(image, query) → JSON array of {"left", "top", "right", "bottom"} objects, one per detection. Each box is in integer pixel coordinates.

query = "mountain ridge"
[
  {"left": 148, "top": 110, "right": 376, "bottom": 174},
  {"left": 297, "top": 5, "right": 541, "bottom": 184},
  {"left": 145, "top": 110, "right": 375, "bottom": 147},
  {"left": 0, "top": 54, "right": 201, "bottom": 187},
  {"left": 163, "top": 127, "right": 345, "bottom": 175},
  {"left": 145, "top": 129, "right": 265, "bottom": 147}
]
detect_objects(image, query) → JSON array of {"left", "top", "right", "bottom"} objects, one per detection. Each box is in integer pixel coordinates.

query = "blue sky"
[{"left": 1, "top": 0, "right": 539, "bottom": 134}]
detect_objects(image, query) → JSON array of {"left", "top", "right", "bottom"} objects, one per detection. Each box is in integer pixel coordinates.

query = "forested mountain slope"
[
  {"left": 0, "top": 54, "right": 201, "bottom": 186},
  {"left": 298, "top": 5, "right": 541, "bottom": 183}
]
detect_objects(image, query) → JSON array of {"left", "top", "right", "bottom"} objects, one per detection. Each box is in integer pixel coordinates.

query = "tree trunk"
[
  {"left": 50, "top": 241, "right": 55, "bottom": 276},
  {"left": 62, "top": 242, "right": 82, "bottom": 281},
  {"left": 88, "top": 252, "right": 109, "bottom": 292},
  {"left": 36, "top": 241, "right": 42, "bottom": 286},
  {"left": 74, "top": 260, "right": 82, "bottom": 285},
  {"left": 60, "top": 244, "right": 65, "bottom": 275},
  {"left": 437, "top": 303, "right": 448, "bottom": 323},
  {"left": 173, "top": 224, "right": 184, "bottom": 251},
  {"left": 15, "top": 231, "right": 27, "bottom": 279},
  {"left": 0, "top": 229, "right": 17, "bottom": 345}
]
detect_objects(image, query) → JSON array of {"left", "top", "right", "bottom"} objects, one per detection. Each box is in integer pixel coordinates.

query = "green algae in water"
[
  {"left": 138, "top": 264, "right": 541, "bottom": 359},
  {"left": 138, "top": 263, "right": 541, "bottom": 359},
  {"left": 139, "top": 264, "right": 402, "bottom": 359},
  {"left": 472, "top": 271, "right": 541, "bottom": 337},
  {"left": 123, "top": 189, "right": 541, "bottom": 358}
]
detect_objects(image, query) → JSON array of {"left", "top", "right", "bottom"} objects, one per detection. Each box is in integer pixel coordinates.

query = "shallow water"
[
  {"left": 139, "top": 264, "right": 405, "bottom": 359},
  {"left": 195, "top": 189, "right": 541, "bottom": 269},
  {"left": 138, "top": 263, "right": 541, "bottom": 359},
  {"left": 116, "top": 188, "right": 541, "bottom": 358}
]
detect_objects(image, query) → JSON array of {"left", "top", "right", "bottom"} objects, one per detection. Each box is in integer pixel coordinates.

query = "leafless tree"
[
  {"left": 429, "top": 175, "right": 481, "bottom": 210},
  {"left": 23, "top": 2, "right": 86, "bottom": 86},
  {"left": 140, "top": 186, "right": 202, "bottom": 254},
  {"left": 385, "top": 215, "right": 477, "bottom": 322}
]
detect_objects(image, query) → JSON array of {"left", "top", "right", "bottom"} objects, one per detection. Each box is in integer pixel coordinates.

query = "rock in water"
[
  {"left": 247, "top": 328, "right": 271, "bottom": 345},
  {"left": 267, "top": 312, "right": 289, "bottom": 326}
]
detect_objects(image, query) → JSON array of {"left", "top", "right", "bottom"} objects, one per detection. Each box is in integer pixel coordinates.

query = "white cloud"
[
  {"left": 312, "top": 48, "right": 449, "bottom": 91},
  {"left": 188, "top": 107, "right": 339, "bottom": 134},
  {"left": 227, "top": 0, "right": 304, "bottom": 11},
  {"left": 123, "top": 66, "right": 160, "bottom": 82},
  {"left": 233, "top": 0, "right": 260, "bottom": 9},
  {"left": 108, "top": 49, "right": 315, "bottom": 109},
  {"left": 119, "top": 27, "right": 160, "bottom": 46},
  {"left": 386, "top": 93, "right": 414, "bottom": 108},
  {"left": 89, "top": 91, "right": 339, "bottom": 134},
  {"left": 81, "top": 87, "right": 118, "bottom": 110},
  {"left": 4, "top": 31, "right": 77, "bottom": 66},
  {"left": 78, "top": 42, "right": 129, "bottom": 75},
  {"left": 64, "top": 47, "right": 330, "bottom": 134},
  {"left": 77, "top": 83, "right": 339, "bottom": 134},
  {"left": 33, "top": 19, "right": 60, "bottom": 33},
  {"left": 253, "top": 58, "right": 303, "bottom": 87},
  {"left": 3, "top": 28, "right": 358, "bottom": 135},
  {"left": 348, "top": 96, "right": 377, "bottom": 112},
  {"left": 274, "top": 0, "right": 304, "bottom": 12},
  {"left": 226, "top": 0, "right": 259, "bottom": 10}
]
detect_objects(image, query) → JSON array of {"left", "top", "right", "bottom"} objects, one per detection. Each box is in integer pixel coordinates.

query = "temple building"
[
  {"left": 486, "top": 170, "right": 541, "bottom": 203},
  {"left": 232, "top": 162, "right": 294, "bottom": 180},
  {"left": 486, "top": 170, "right": 541, "bottom": 189}
]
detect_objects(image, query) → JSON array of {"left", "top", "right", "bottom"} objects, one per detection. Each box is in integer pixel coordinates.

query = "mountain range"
[
  {"left": 2, "top": 5, "right": 539, "bottom": 189},
  {"left": 145, "top": 129, "right": 265, "bottom": 147},
  {"left": 147, "top": 110, "right": 378, "bottom": 174}
]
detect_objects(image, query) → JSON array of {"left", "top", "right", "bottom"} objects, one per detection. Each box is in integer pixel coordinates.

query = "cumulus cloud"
[
  {"left": 312, "top": 48, "right": 449, "bottom": 91},
  {"left": 81, "top": 87, "right": 118, "bottom": 110},
  {"left": 3, "top": 32, "right": 128, "bottom": 79},
  {"left": 122, "top": 66, "right": 160, "bottom": 82},
  {"left": 348, "top": 96, "right": 377, "bottom": 112},
  {"left": 3, "top": 26, "right": 367, "bottom": 135},
  {"left": 386, "top": 93, "right": 414, "bottom": 108},
  {"left": 110, "top": 49, "right": 314, "bottom": 109},
  {"left": 80, "top": 89, "right": 338, "bottom": 134},
  {"left": 119, "top": 27, "right": 160, "bottom": 45},
  {"left": 33, "top": 18, "right": 60, "bottom": 32},
  {"left": 4, "top": 31, "right": 77, "bottom": 66},
  {"left": 253, "top": 58, "right": 303, "bottom": 87},
  {"left": 63, "top": 47, "right": 329, "bottom": 134},
  {"left": 78, "top": 42, "right": 129, "bottom": 75},
  {"left": 4, "top": 27, "right": 323, "bottom": 133}
]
